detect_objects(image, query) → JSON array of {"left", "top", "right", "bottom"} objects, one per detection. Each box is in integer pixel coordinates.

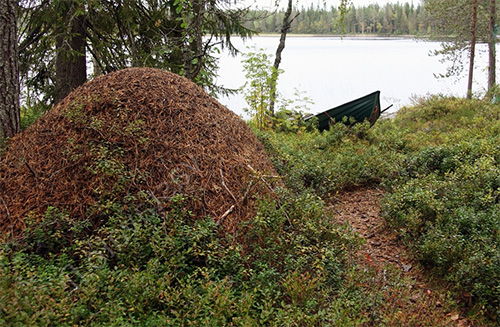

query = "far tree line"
[{"left": 245, "top": 2, "right": 436, "bottom": 36}]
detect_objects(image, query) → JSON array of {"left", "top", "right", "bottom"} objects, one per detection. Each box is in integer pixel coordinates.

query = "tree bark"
[
  {"left": 184, "top": 0, "right": 204, "bottom": 81},
  {"left": 488, "top": 0, "right": 496, "bottom": 91},
  {"left": 168, "top": 0, "right": 185, "bottom": 76},
  {"left": 54, "top": 2, "right": 87, "bottom": 104},
  {"left": 0, "top": 0, "right": 21, "bottom": 139},
  {"left": 467, "top": 0, "right": 477, "bottom": 99},
  {"left": 269, "top": 0, "right": 295, "bottom": 116}
]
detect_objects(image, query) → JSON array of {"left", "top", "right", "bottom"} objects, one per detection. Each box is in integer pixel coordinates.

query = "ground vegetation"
[
  {"left": 2, "top": 70, "right": 500, "bottom": 323},
  {"left": 2, "top": 2, "right": 500, "bottom": 319}
]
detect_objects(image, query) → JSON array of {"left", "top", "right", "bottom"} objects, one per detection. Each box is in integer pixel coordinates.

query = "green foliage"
[
  {"left": 256, "top": 120, "right": 402, "bottom": 197},
  {"left": 424, "top": 0, "right": 494, "bottom": 90},
  {"left": 256, "top": 94, "right": 500, "bottom": 321},
  {"left": 391, "top": 96, "right": 500, "bottom": 150},
  {"left": 0, "top": 172, "right": 364, "bottom": 325},
  {"left": 381, "top": 96, "right": 500, "bottom": 318},
  {"left": 6, "top": 92, "right": 500, "bottom": 323},
  {"left": 20, "top": 100, "right": 50, "bottom": 130},
  {"left": 241, "top": 47, "right": 319, "bottom": 132},
  {"left": 241, "top": 47, "right": 282, "bottom": 130},
  {"left": 272, "top": 90, "right": 317, "bottom": 133},
  {"left": 18, "top": 0, "right": 254, "bottom": 108},
  {"left": 22, "top": 207, "right": 91, "bottom": 257}
]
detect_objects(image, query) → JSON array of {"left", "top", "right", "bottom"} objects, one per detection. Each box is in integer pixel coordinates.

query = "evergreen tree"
[
  {"left": 425, "top": 0, "right": 494, "bottom": 97},
  {"left": 244, "top": 2, "right": 435, "bottom": 36},
  {"left": 54, "top": 0, "right": 87, "bottom": 103},
  {"left": 18, "top": 0, "right": 255, "bottom": 108}
]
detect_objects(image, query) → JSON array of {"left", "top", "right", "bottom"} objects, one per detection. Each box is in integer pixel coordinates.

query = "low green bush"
[
  {"left": 0, "top": 186, "right": 366, "bottom": 326},
  {"left": 256, "top": 120, "right": 402, "bottom": 197},
  {"left": 20, "top": 101, "right": 50, "bottom": 130},
  {"left": 381, "top": 97, "right": 500, "bottom": 318}
]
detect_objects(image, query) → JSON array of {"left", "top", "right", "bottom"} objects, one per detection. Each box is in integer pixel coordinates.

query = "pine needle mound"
[{"left": 0, "top": 67, "right": 277, "bottom": 239}]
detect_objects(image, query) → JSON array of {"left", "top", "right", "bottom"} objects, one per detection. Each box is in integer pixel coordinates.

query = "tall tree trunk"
[
  {"left": 467, "top": 0, "right": 477, "bottom": 99},
  {"left": 184, "top": 0, "right": 204, "bottom": 81},
  {"left": 0, "top": 0, "right": 20, "bottom": 139},
  {"left": 269, "top": 0, "right": 295, "bottom": 116},
  {"left": 54, "top": 2, "right": 87, "bottom": 104},
  {"left": 169, "top": 0, "right": 185, "bottom": 75},
  {"left": 488, "top": 0, "right": 496, "bottom": 91}
]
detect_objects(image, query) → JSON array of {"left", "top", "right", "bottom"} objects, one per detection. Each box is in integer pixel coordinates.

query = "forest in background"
[{"left": 245, "top": 3, "right": 437, "bottom": 36}]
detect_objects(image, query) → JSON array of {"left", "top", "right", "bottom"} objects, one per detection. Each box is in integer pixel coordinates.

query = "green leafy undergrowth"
[
  {"left": 393, "top": 95, "right": 500, "bottom": 150},
  {"left": 257, "top": 95, "right": 500, "bottom": 322},
  {"left": 0, "top": 188, "right": 371, "bottom": 326},
  {"left": 20, "top": 100, "right": 50, "bottom": 130},
  {"left": 255, "top": 120, "right": 403, "bottom": 197},
  {"left": 381, "top": 96, "right": 500, "bottom": 320},
  {"left": 5, "top": 94, "right": 500, "bottom": 324},
  {"left": 261, "top": 95, "right": 500, "bottom": 322}
]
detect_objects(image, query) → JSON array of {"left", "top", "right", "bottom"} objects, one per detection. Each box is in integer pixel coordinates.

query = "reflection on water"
[{"left": 215, "top": 36, "right": 490, "bottom": 117}]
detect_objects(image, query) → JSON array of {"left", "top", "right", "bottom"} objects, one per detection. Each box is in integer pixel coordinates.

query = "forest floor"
[{"left": 330, "top": 187, "right": 480, "bottom": 326}]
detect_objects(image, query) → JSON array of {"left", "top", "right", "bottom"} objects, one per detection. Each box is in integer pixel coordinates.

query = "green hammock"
[{"left": 309, "top": 91, "right": 384, "bottom": 132}]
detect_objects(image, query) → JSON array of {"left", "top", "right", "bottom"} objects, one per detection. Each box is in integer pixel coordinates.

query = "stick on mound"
[{"left": 0, "top": 68, "right": 276, "bottom": 239}]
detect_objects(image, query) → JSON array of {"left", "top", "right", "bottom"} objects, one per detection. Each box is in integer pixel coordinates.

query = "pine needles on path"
[{"left": 331, "top": 187, "right": 476, "bottom": 327}]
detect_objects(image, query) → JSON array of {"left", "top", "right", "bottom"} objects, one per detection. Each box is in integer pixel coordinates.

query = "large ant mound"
[{"left": 0, "top": 68, "right": 277, "bottom": 241}]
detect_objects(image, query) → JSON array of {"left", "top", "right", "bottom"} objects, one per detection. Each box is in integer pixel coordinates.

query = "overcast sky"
[{"left": 245, "top": 0, "right": 422, "bottom": 10}]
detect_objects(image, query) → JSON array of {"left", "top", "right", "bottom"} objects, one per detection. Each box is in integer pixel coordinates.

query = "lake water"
[{"left": 215, "top": 36, "right": 491, "bottom": 117}]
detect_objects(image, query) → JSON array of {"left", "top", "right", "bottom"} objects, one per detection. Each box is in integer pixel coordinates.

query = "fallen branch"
[
  {"left": 241, "top": 179, "right": 257, "bottom": 205},
  {"left": 220, "top": 168, "right": 237, "bottom": 203},
  {"left": 246, "top": 164, "right": 278, "bottom": 193},
  {"left": 217, "top": 205, "right": 235, "bottom": 225},
  {"left": 24, "top": 160, "right": 38, "bottom": 181}
]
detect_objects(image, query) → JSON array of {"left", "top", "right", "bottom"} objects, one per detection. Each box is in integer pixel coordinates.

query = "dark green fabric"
[{"left": 311, "top": 91, "right": 381, "bottom": 131}]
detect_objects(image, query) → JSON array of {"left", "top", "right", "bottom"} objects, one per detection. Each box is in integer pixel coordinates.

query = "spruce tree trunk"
[
  {"left": 0, "top": 0, "right": 20, "bottom": 139},
  {"left": 184, "top": 0, "right": 204, "bottom": 81},
  {"left": 467, "top": 0, "right": 477, "bottom": 99},
  {"left": 488, "top": 0, "right": 496, "bottom": 91},
  {"left": 54, "top": 3, "right": 87, "bottom": 104},
  {"left": 168, "top": 0, "right": 185, "bottom": 76}
]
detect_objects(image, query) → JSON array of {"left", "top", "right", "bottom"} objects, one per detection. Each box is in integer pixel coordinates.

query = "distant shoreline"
[{"left": 250, "top": 33, "right": 427, "bottom": 40}]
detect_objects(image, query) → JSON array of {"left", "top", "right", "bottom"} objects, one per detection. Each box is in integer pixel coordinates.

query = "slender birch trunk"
[{"left": 270, "top": 0, "right": 295, "bottom": 116}]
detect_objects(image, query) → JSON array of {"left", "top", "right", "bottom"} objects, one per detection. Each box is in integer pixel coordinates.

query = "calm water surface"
[{"left": 215, "top": 36, "right": 491, "bottom": 117}]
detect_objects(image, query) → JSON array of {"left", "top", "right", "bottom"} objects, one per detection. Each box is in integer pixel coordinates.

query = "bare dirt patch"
[{"left": 331, "top": 187, "right": 478, "bottom": 326}]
